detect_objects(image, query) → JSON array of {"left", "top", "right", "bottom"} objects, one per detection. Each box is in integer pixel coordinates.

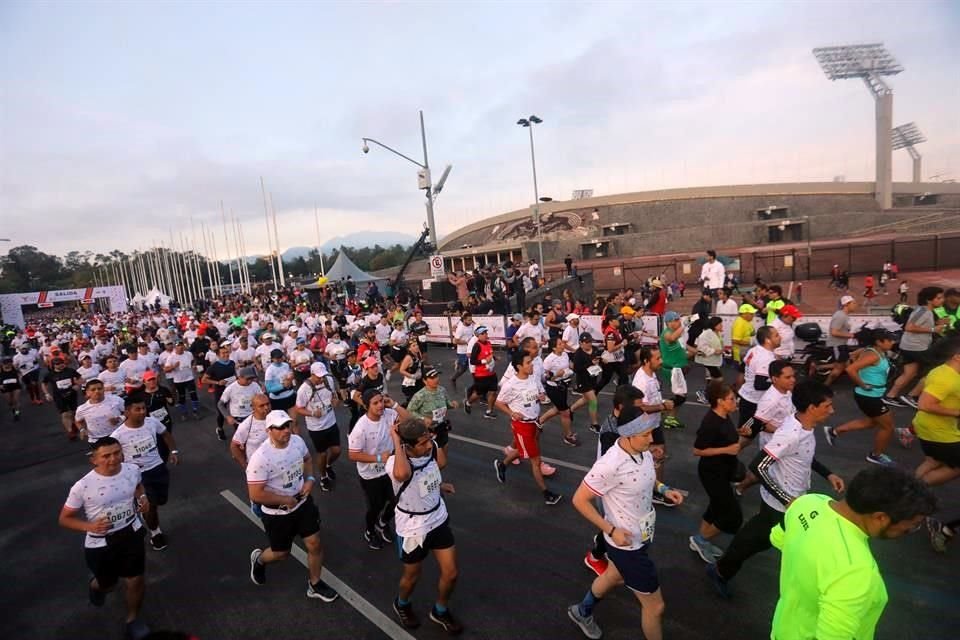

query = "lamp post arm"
[{"left": 361, "top": 138, "right": 425, "bottom": 169}]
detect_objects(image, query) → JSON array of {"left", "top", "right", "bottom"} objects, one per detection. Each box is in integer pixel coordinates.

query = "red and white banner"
[{"left": 0, "top": 286, "right": 128, "bottom": 328}]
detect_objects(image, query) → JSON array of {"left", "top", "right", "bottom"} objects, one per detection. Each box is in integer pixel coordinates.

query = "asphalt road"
[{"left": 2, "top": 348, "right": 958, "bottom": 640}]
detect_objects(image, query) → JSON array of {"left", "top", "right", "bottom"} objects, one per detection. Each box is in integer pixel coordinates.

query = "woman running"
[
  {"left": 543, "top": 338, "right": 579, "bottom": 447},
  {"left": 398, "top": 338, "right": 424, "bottom": 406},
  {"left": 571, "top": 333, "right": 602, "bottom": 433}
]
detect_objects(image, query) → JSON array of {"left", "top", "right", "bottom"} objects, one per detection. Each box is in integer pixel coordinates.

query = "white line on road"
[
  {"left": 219, "top": 489, "right": 416, "bottom": 640},
  {"left": 447, "top": 433, "right": 591, "bottom": 473}
]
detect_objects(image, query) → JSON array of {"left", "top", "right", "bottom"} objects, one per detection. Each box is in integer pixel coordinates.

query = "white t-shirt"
[
  {"left": 348, "top": 408, "right": 397, "bottom": 480},
  {"left": 246, "top": 435, "right": 310, "bottom": 516},
  {"left": 76, "top": 396, "right": 126, "bottom": 441},
  {"left": 386, "top": 449, "right": 448, "bottom": 538},
  {"left": 296, "top": 378, "right": 337, "bottom": 431},
  {"left": 495, "top": 375, "right": 541, "bottom": 421},
  {"left": 700, "top": 260, "right": 726, "bottom": 290},
  {"left": 543, "top": 352, "right": 573, "bottom": 386},
  {"left": 289, "top": 348, "right": 313, "bottom": 370},
  {"left": 515, "top": 322, "right": 546, "bottom": 346},
  {"left": 118, "top": 357, "right": 148, "bottom": 388},
  {"left": 221, "top": 381, "right": 263, "bottom": 418},
  {"left": 453, "top": 322, "right": 474, "bottom": 354},
  {"left": 324, "top": 341, "right": 348, "bottom": 361},
  {"left": 631, "top": 368, "right": 662, "bottom": 432},
  {"left": 739, "top": 346, "right": 777, "bottom": 404},
  {"left": 754, "top": 387, "right": 794, "bottom": 448},
  {"left": 772, "top": 318, "right": 796, "bottom": 358},
  {"left": 583, "top": 442, "right": 657, "bottom": 550},
  {"left": 77, "top": 363, "right": 102, "bottom": 382},
  {"left": 158, "top": 350, "right": 176, "bottom": 379},
  {"left": 561, "top": 325, "right": 582, "bottom": 351},
  {"left": 390, "top": 329, "right": 408, "bottom": 346},
  {"left": 65, "top": 462, "right": 143, "bottom": 548},
  {"left": 255, "top": 343, "right": 276, "bottom": 369},
  {"left": 715, "top": 299, "right": 739, "bottom": 317},
  {"left": 13, "top": 350, "right": 40, "bottom": 375},
  {"left": 231, "top": 346, "right": 257, "bottom": 367},
  {"left": 97, "top": 368, "right": 126, "bottom": 395},
  {"left": 232, "top": 414, "right": 269, "bottom": 461},
  {"left": 375, "top": 323, "right": 392, "bottom": 346},
  {"left": 111, "top": 418, "right": 167, "bottom": 472},
  {"left": 760, "top": 414, "right": 818, "bottom": 513},
  {"left": 167, "top": 352, "right": 195, "bottom": 383}
]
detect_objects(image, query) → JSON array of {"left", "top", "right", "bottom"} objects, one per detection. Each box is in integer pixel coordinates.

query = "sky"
[{"left": 1, "top": 0, "right": 958, "bottom": 258}]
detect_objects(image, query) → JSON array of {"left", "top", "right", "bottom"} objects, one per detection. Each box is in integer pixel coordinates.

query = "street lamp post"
[
  {"left": 362, "top": 110, "right": 451, "bottom": 254},
  {"left": 517, "top": 115, "right": 544, "bottom": 268}
]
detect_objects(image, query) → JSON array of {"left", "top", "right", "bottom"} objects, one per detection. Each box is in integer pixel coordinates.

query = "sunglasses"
[{"left": 268, "top": 424, "right": 292, "bottom": 431}]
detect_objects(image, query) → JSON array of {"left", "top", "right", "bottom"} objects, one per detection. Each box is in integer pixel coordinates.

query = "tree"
[{"left": 0, "top": 245, "right": 66, "bottom": 293}]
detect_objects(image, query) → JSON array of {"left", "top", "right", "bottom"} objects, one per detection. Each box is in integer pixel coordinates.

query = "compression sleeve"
[
  {"left": 469, "top": 342, "right": 483, "bottom": 366},
  {"left": 810, "top": 457, "right": 833, "bottom": 479},
  {"left": 750, "top": 449, "right": 792, "bottom": 506},
  {"left": 753, "top": 375, "right": 772, "bottom": 391}
]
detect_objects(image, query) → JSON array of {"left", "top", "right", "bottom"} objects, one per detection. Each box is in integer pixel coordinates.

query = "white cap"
[
  {"left": 567, "top": 313, "right": 580, "bottom": 321},
  {"left": 310, "top": 362, "right": 328, "bottom": 378},
  {"left": 840, "top": 295, "right": 855, "bottom": 306},
  {"left": 265, "top": 410, "right": 293, "bottom": 429}
]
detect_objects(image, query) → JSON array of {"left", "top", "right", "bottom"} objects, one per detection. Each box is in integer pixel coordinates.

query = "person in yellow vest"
[{"left": 933, "top": 288, "right": 959, "bottom": 330}]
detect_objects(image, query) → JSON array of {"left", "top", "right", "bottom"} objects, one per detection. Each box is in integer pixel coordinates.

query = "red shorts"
[{"left": 511, "top": 419, "right": 540, "bottom": 459}]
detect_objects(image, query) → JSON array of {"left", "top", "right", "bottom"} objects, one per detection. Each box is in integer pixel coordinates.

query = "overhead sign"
[{"left": 429, "top": 255, "right": 445, "bottom": 278}]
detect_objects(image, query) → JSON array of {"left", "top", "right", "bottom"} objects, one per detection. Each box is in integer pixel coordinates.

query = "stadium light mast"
[
  {"left": 813, "top": 43, "right": 903, "bottom": 209},
  {"left": 517, "top": 115, "right": 544, "bottom": 268},
  {"left": 891, "top": 122, "right": 926, "bottom": 184}
]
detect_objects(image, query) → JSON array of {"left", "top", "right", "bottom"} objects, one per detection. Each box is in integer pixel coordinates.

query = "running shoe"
[
  {"left": 896, "top": 427, "right": 915, "bottom": 449},
  {"left": 583, "top": 551, "right": 608, "bottom": 577},
  {"left": 482, "top": 410, "right": 497, "bottom": 420},
  {"left": 540, "top": 461, "right": 557, "bottom": 476},
  {"left": 652, "top": 495, "right": 677, "bottom": 508},
  {"left": 563, "top": 433, "right": 581, "bottom": 447},
  {"left": 695, "top": 390, "right": 707, "bottom": 405},
  {"left": 89, "top": 578, "right": 106, "bottom": 606},
  {"left": 822, "top": 426, "right": 837, "bottom": 446},
  {"left": 865, "top": 452, "right": 895, "bottom": 466},
  {"left": 393, "top": 599, "right": 421, "bottom": 629},
  {"left": 705, "top": 563, "right": 732, "bottom": 599},
  {"left": 688, "top": 535, "right": 716, "bottom": 564},
  {"left": 249, "top": 548, "right": 266, "bottom": 585},
  {"left": 216, "top": 426, "right": 226, "bottom": 441},
  {"left": 588, "top": 423, "right": 601, "bottom": 435},
  {"left": 543, "top": 490, "right": 563, "bottom": 505},
  {"left": 493, "top": 459, "right": 506, "bottom": 484},
  {"left": 882, "top": 396, "right": 907, "bottom": 408},
  {"left": 319, "top": 476, "right": 332, "bottom": 492},
  {"left": 125, "top": 619, "right": 151, "bottom": 640},
  {"left": 926, "top": 517, "right": 951, "bottom": 553},
  {"left": 376, "top": 523, "right": 394, "bottom": 544},
  {"left": 429, "top": 607, "right": 464, "bottom": 635},
  {"left": 463, "top": 400, "right": 471, "bottom": 415},
  {"left": 385, "top": 369, "right": 392, "bottom": 383},
  {"left": 306, "top": 579, "right": 339, "bottom": 602},
  {"left": 364, "top": 530, "right": 383, "bottom": 550},
  {"left": 899, "top": 395, "right": 919, "bottom": 409},
  {"left": 150, "top": 533, "right": 168, "bottom": 551},
  {"left": 325, "top": 466, "right": 337, "bottom": 481},
  {"left": 567, "top": 604, "right": 602, "bottom": 640}
]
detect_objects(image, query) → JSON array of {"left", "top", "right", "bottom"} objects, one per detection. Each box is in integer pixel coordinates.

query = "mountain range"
[{"left": 236, "top": 231, "right": 419, "bottom": 263}]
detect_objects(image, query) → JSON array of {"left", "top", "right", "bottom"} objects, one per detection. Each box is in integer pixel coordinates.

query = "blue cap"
[
  {"left": 474, "top": 326, "right": 489, "bottom": 335},
  {"left": 664, "top": 311, "right": 681, "bottom": 322}
]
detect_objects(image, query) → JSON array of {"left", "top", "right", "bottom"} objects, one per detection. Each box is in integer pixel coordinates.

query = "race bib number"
[
  {"left": 150, "top": 407, "right": 168, "bottom": 421},
  {"left": 130, "top": 435, "right": 156, "bottom": 459},
  {"left": 638, "top": 509, "right": 656, "bottom": 544},
  {"left": 521, "top": 390, "right": 538, "bottom": 408},
  {"left": 238, "top": 397, "right": 252, "bottom": 414},
  {"left": 431, "top": 407, "right": 447, "bottom": 423},
  {"left": 56, "top": 378, "right": 73, "bottom": 390},
  {"left": 2, "top": 378, "right": 16, "bottom": 385},
  {"left": 418, "top": 467, "right": 442, "bottom": 498},
  {"left": 281, "top": 462, "right": 303, "bottom": 489},
  {"left": 372, "top": 462, "right": 386, "bottom": 475},
  {"left": 103, "top": 500, "right": 136, "bottom": 528}
]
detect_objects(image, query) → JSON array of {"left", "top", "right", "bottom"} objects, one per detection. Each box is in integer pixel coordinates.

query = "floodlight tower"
[
  {"left": 813, "top": 43, "right": 903, "bottom": 208},
  {"left": 891, "top": 122, "right": 926, "bottom": 184}
]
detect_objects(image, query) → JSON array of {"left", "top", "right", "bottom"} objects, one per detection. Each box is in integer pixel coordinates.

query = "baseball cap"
[
  {"left": 738, "top": 303, "right": 758, "bottom": 314},
  {"left": 567, "top": 313, "right": 580, "bottom": 321},
  {"left": 265, "top": 410, "right": 293, "bottom": 430},
  {"left": 238, "top": 367, "right": 257, "bottom": 379},
  {"left": 262, "top": 333, "right": 275, "bottom": 340},
  {"left": 296, "top": 337, "right": 306, "bottom": 344},
  {"left": 579, "top": 333, "right": 593, "bottom": 342},
  {"left": 51, "top": 357, "right": 65, "bottom": 365},
  {"left": 620, "top": 306, "right": 636, "bottom": 317},
  {"left": 840, "top": 295, "right": 855, "bottom": 306},
  {"left": 511, "top": 313, "right": 523, "bottom": 321},
  {"left": 310, "top": 362, "right": 328, "bottom": 377},
  {"left": 474, "top": 326, "right": 488, "bottom": 335},
  {"left": 362, "top": 356, "right": 379, "bottom": 369},
  {"left": 423, "top": 367, "right": 440, "bottom": 379},
  {"left": 650, "top": 279, "right": 664, "bottom": 288},
  {"left": 142, "top": 370, "right": 157, "bottom": 381},
  {"left": 780, "top": 304, "right": 803, "bottom": 319},
  {"left": 664, "top": 311, "right": 680, "bottom": 322}
]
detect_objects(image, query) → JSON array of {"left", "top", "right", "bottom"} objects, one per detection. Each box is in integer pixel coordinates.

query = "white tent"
[
  {"left": 144, "top": 288, "right": 172, "bottom": 309},
  {"left": 307, "top": 249, "right": 386, "bottom": 288}
]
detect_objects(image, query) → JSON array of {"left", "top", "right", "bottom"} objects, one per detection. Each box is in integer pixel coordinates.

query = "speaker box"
[{"left": 430, "top": 280, "right": 458, "bottom": 302}]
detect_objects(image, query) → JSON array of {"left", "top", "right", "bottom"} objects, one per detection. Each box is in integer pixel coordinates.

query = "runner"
[
  {"left": 247, "top": 410, "right": 339, "bottom": 603},
  {"left": 264, "top": 348, "right": 297, "bottom": 419},
  {"left": 136, "top": 371, "right": 175, "bottom": 462},
  {"left": 42, "top": 356, "right": 82, "bottom": 440},
  {"left": 1, "top": 357, "right": 22, "bottom": 422},
  {"left": 398, "top": 337, "right": 424, "bottom": 406},
  {"left": 406, "top": 367, "right": 460, "bottom": 454},
  {"left": 202, "top": 343, "right": 238, "bottom": 441},
  {"left": 219, "top": 367, "right": 263, "bottom": 439},
  {"left": 689, "top": 383, "right": 742, "bottom": 563},
  {"left": 630, "top": 346, "right": 676, "bottom": 500},
  {"left": 76, "top": 353, "right": 102, "bottom": 385},
  {"left": 598, "top": 315, "right": 628, "bottom": 392},
  {"left": 735, "top": 360, "right": 796, "bottom": 495},
  {"left": 58, "top": 436, "right": 152, "bottom": 639},
  {"left": 349, "top": 356, "right": 386, "bottom": 430},
  {"left": 348, "top": 389, "right": 410, "bottom": 549},
  {"left": 230, "top": 394, "right": 272, "bottom": 471},
  {"left": 769, "top": 465, "right": 936, "bottom": 639},
  {"left": 13, "top": 343, "right": 43, "bottom": 405},
  {"left": 571, "top": 333, "right": 602, "bottom": 433},
  {"left": 823, "top": 328, "right": 899, "bottom": 465},
  {"left": 464, "top": 326, "right": 498, "bottom": 420},
  {"left": 567, "top": 403, "right": 685, "bottom": 640},
  {"left": 118, "top": 346, "right": 148, "bottom": 395},
  {"left": 707, "top": 381, "right": 845, "bottom": 598},
  {"left": 450, "top": 312, "right": 474, "bottom": 390},
  {"left": 736, "top": 326, "right": 780, "bottom": 447},
  {"left": 658, "top": 311, "right": 693, "bottom": 429},
  {"left": 387, "top": 418, "right": 462, "bottom": 634},
  {"left": 492, "top": 350, "right": 563, "bottom": 505},
  {"left": 111, "top": 396, "right": 179, "bottom": 550},
  {"left": 98, "top": 355, "right": 126, "bottom": 397},
  {"left": 295, "top": 362, "right": 341, "bottom": 492},
  {"left": 543, "top": 338, "right": 580, "bottom": 446},
  {"left": 824, "top": 295, "right": 858, "bottom": 386},
  {"left": 884, "top": 287, "right": 947, "bottom": 407},
  {"left": 75, "top": 379, "right": 126, "bottom": 444},
  {"left": 730, "top": 304, "right": 757, "bottom": 375},
  {"left": 162, "top": 341, "right": 200, "bottom": 420},
  {"left": 407, "top": 309, "right": 430, "bottom": 363}
]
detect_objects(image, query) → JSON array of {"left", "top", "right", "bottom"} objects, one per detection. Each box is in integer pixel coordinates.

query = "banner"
[{"left": 0, "top": 286, "right": 128, "bottom": 328}]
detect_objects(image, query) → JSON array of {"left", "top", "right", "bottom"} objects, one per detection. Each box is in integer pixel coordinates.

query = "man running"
[
  {"left": 202, "top": 343, "right": 238, "bottom": 441},
  {"left": 295, "top": 362, "right": 342, "bottom": 492},
  {"left": 406, "top": 367, "right": 459, "bottom": 453},
  {"left": 75, "top": 379, "right": 126, "bottom": 444},
  {"left": 163, "top": 341, "right": 200, "bottom": 419},
  {"left": 43, "top": 356, "right": 82, "bottom": 440},
  {"left": 568, "top": 404, "right": 685, "bottom": 640},
  {"left": 230, "top": 394, "right": 272, "bottom": 471},
  {"left": 58, "top": 437, "right": 152, "bottom": 639},
  {"left": 111, "top": 396, "right": 179, "bottom": 551},
  {"left": 218, "top": 367, "right": 262, "bottom": 440},
  {"left": 387, "top": 418, "right": 462, "bottom": 634},
  {"left": 450, "top": 312, "right": 474, "bottom": 390},
  {"left": 247, "top": 410, "right": 338, "bottom": 602}
]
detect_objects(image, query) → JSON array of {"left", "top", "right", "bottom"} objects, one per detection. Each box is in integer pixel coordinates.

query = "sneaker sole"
[
  {"left": 306, "top": 589, "right": 339, "bottom": 603},
  {"left": 567, "top": 606, "right": 602, "bottom": 640},
  {"left": 393, "top": 603, "right": 421, "bottom": 629},
  {"left": 865, "top": 456, "right": 895, "bottom": 466},
  {"left": 493, "top": 460, "right": 505, "bottom": 484},
  {"left": 428, "top": 611, "right": 462, "bottom": 635},
  {"left": 249, "top": 549, "right": 265, "bottom": 585}
]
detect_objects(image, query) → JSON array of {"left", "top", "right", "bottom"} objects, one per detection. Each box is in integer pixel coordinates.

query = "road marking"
[
  {"left": 447, "top": 433, "right": 591, "bottom": 473},
  {"left": 219, "top": 489, "right": 416, "bottom": 640}
]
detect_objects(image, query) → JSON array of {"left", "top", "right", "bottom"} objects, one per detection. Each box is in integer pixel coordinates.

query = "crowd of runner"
[{"left": 2, "top": 268, "right": 957, "bottom": 639}]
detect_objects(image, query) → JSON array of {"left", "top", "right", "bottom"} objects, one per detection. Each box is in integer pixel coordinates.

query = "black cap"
[
  {"left": 423, "top": 367, "right": 440, "bottom": 379},
  {"left": 579, "top": 333, "right": 593, "bottom": 342},
  {"left": 270, "top": 348, "right": 284, "bottom": 359}
]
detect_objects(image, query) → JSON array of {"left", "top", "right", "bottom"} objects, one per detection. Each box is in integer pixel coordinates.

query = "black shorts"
[
  {"left": 900, "top": 348, "right": 933, "bottom": 370},
  {"left": 380, "top": 345, "right": 391, "bottom": 360},
  {"left": 54, "top": 395, "right": 79, "bottom": 413},
  {"left": 854, "top": 393, "right": 889, "bottom": 418},
  {"left": 605, "top": 544, "right": 659, "bottom": 594},
  {"left": 545, "top": 384, "right": 569, "bottom": 411},
  {"left": 23, "top": 370, "right": 39, "bottom": 384},
  {"left": 262, "top": 495, "right": 321, "bottom": 552},
  {"left": 472, "top": 375, "right": 498, "bottom": 396},
  {"left": 574, "top": 376, "right": 599, "bottom": 394},
  {"left": 1, "top": 382, "right": 18, "bottom": 393},
  {"left": 430, "top": 421, "right": 451, "bottom": 448},
  {"left": 399, "top": 518, "right": 455, "bottom": 564},
  {"left": 390, "top": 346, "right": 407, "bottom": 362},
  {"left": 918, "top": 439, "right": 960, "bottom": 469},
  {"left": 270, "top": 394, "right": 296, "bottom": 411},
  {"left": 308, "top": 426, "right": 341, "bottom": 453},
  {"left": 85, "top": 525, "right": 146, "bottom": 589},
  {"left": 141, "top": 464, "right": 170, "bottom": 506},
  {"left": 832, "top": 345, "right": 851, "bottom": 363}
]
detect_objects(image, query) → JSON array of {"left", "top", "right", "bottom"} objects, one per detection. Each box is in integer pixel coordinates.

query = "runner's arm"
[{"left": 749, "top": 449, "right": 793, "bottom": 506}]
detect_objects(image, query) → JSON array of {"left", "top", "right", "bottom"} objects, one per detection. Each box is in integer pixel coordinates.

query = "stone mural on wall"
[{"left": 494, "top": 211, "right": 589, "bottom": 241}]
